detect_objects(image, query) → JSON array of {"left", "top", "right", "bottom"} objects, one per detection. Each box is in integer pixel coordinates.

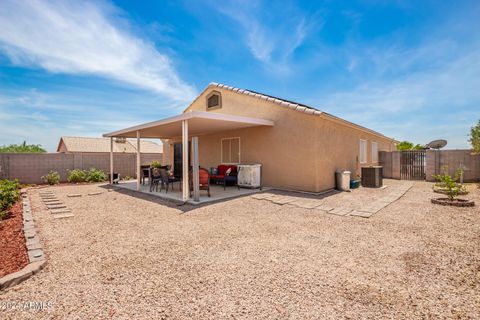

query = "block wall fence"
[
  {"left": 380, "top": 150, "right": 480, "bottom": 182},
  {"left": 0, "top": 153, "right": 162, "bottom": 184}
]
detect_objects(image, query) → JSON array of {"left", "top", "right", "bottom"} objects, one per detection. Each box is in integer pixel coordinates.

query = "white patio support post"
[
  {"left": 110, "top": 137, "right": 114, "bottom": 184},
  {"left": 182, "top": 120, "right": 189, "bottom": 202},
  {"left": 192, "top": 136, "right": 199, "bottom": 202},
  {"left": 136, "top": 130, "right": 141, "bottom": 191}
]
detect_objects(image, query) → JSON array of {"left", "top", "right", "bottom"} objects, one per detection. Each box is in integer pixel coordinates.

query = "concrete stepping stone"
[
  {"left": 289, "top": 199, "right": 324, "bottom": 209},
  {"left": 46, "top": 204, "right": 67, "bottom": 209},
  {"left": 349, "top": 210, "right": 373, "bottom": 218},
  {"left": 52, "top": 213, "right": 74, "bottom": 219},
  {"left": 328, "top": 207, "right": 352, "bottom": 216},
  {"left": 67, "top": 194, "right": 82, "bottom": 197},
  {"left": 50, "top": 208, "right": 72, "bottom": 214},
  {"left": 43, "top": 199, "right": 61, "bottom": 203},
  {"left": 41, "top": 196, "right": 57, "bottom": 200},
  {"left": 268, "top": 195, "right": 298, "bottom": 205},
  {"left": 314, "top": 205, "right": 334, "bottom": 212},
  {"left": 251, "top": 193, "right": 275, "bottom": 200},
  {"left": 88, "top": 191, "right": 103, "bottom": 196}
]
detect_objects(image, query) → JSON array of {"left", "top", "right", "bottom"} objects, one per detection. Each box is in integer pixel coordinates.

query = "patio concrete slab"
[{"left": 116, "top": 180, "right": 265, "bottom": 205}]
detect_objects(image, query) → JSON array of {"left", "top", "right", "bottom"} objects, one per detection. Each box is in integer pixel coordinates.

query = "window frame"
[
  {"left": 221, "top": 137, "right": 241, "bottom": 164},
  {"left": 206, "top": 90, "right": 222, "bottom": 110},
  {"left": 359, "top": 139, "right": 368, "bottom": 164},
  {"left": 371, "top": 141, "right": 378, "bottom": 163}
]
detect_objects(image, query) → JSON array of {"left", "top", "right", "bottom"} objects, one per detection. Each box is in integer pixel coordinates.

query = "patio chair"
[
  {"left": 149, "top": 167, "right": 161, "bottom": 192},
  {"left": 210, "top": 165, "right": 238, "bottom": 190},
  {"left": 141, "top": 166, "right": 150, "bottom": 185},
  {"left": 189, "top": 167, "right": 211, "bottom": 197}
]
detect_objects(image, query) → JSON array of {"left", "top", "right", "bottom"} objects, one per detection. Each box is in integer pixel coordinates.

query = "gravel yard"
[{"left": 1, "top": 181, "right": 479, "bottom": 319}]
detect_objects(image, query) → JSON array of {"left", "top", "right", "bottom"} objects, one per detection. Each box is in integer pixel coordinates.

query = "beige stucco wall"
[{"left": 163, "top": 87, "right": 396, "bottom": 192}]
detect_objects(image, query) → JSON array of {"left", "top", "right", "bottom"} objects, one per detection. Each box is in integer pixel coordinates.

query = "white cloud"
[
  {"left": 0, "top": 0, "right": 196, "bottom": 101},
  {"left": 214, "top": 1, "right": 316, "bottom": 72}
]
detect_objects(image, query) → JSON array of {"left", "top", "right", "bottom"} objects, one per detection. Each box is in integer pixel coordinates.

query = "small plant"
[
  {"left": 150, "top": 161, "right": 162, "bottom": 168},
  {"left": 0, "top": 179, "right": 20, "bottom": 219},
  {"left": 432, "top": 166, "right": 465, "bottom": 201},
  {"left": 67, "top": 169, "right": 87, "bottom": 183},
  {"left": 123, "top": 176, "right": 132, "bottom": 181},
  {"left": 85, "top": 168, "right": 107, "bottom": 182},
  {"left": 41, "top": 170, "right": 60, "bottom": 185}
]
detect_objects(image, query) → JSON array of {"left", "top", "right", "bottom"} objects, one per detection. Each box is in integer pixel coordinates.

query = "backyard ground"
[{"left": 0, "top": 180, "right": 479, "bottom": 319}]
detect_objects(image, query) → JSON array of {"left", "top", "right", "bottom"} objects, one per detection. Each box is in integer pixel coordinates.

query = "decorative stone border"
[
  {"left": 431, "top": 198, "right": 475, "bottom": 207},
  {"left": 0, "top": 191, "right": 46, "bottom": 290}
]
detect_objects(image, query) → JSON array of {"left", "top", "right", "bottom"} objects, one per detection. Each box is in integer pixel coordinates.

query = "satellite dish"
[{"left": 426, "top": 139, "right": 447, "bottom": 149}]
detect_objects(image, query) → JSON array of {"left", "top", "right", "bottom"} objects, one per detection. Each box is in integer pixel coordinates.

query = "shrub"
[
  {"left": 0, "top": 179, "right": 20, "bottom": 219},
  {"left": 67, "top": 169, "right": 87, "bottom": 183},
  {"left": 41, "top": 171, "right": 60, "bottom": 185},
  {"left": 85, "top": 168, "right": 107, "bottom": 182},
  {"left": 150, "top": 161, "right": 162, "bottom": 168},
  {"left": 433, "top": 166, "right": 465, "bottom": 201}
]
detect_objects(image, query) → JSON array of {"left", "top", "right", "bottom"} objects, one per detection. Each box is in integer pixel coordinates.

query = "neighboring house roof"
[
  {"left": 185, "top": 82, "right": 397, "bottom": 142},
  {"left": 57, "top": 136, "right": 163, "bottom": 153}
]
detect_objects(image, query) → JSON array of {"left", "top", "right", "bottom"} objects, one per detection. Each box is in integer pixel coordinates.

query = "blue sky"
[{"left": 0, "top": 0, "right": 479, "bottom": 151}]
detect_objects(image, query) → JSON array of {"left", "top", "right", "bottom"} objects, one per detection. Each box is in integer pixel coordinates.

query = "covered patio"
[{"left": 103, "top": 111, "right": 274, "bottom": 204}]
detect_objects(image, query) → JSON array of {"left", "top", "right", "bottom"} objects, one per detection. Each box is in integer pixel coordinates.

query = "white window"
[
  {"left": 359, "top": 139, "right": 367, "bottom": 163},
  {"left": 371, "top": 141, "right": 378, "bottom": 163},
  {"left": 221, "top": 137, "right": 240, "bottom": 164}
]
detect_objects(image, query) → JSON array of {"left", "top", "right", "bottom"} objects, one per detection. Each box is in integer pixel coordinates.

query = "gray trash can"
[{"left": 335, "top": 170, "right": 351, "bottom": 191}]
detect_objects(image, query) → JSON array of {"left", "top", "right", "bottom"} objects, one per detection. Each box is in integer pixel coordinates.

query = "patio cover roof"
[{"left": 103, "top": 111, "right": 274, "bottom": 139}]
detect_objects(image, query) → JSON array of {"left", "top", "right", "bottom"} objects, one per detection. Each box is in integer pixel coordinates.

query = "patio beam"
[
  {"left": 136, "top": 130, "right": 140, "bottom": 191},
  {"left": 110, "top": 137, "right": 113, "bottom": 184},
  {"left": 182, "top": 120, "right": 189, "bottom": 202}
]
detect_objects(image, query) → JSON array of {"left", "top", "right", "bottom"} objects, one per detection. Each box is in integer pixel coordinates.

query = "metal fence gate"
[{"left": 400, "top": 150, "right": 426, "bottom": 180}]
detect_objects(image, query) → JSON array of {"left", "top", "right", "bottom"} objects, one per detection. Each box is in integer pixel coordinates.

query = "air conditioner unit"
[
  {"left": 237, "top": 164, "right": 262, "bottom": 189},
  {"left": 361, "top": 166, "right": 383, "bottom": 188}
]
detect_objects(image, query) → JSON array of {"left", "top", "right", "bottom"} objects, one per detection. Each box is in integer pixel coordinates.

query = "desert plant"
[
  {"left": 41, "top": 170, "right": 60, "bottom": 185},
  {"left": 67, "top": 169, "right": 87, "bottom": 183},
  {"left": 150, "top": 161, "right": 162, "bottom": 168},
  {"left": 0, "top": 179, "right": 20, "bottom": 219},
  {"left": 123, "top": 176, "right": 132, "bottom": 181},
  {"left": 433, "top": 166, "right": 465, "bottom": 201},
  {"left": 85, "top": 168, "right": 107, "bottom": 182},
  {"left": 470, "top": 119, "right": 480, "bottom": 154}
]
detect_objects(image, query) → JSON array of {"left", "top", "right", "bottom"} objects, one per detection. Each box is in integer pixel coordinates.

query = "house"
[
  {"left": 57, "top": 136, "right": 163, "bottom": 154},
  {"left": 104, "top": 83, "right": 397, "bottom": 198}
]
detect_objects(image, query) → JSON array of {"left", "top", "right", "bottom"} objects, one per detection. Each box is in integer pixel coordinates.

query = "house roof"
[
  {"left": 58, "top": 136, "right": 163, "bottom": 153},
  {"left": 185, "top": 82, "right": 397, "bottom": 142}
]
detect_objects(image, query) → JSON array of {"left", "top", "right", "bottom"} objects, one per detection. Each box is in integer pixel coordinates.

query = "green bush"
[
  {"left": 150, "top": 160, "right": 162, "bottom": 168},
  {"left": 85, "top": 168, "right": 107, "bottom": 182},
  {"left": 41, "top": 171, "right": 60, "bottom": 185},
  {"left": 433, "top": 166, "right": 465, "bottom": 201},
  {"left": 67, "top": 169, "right": 87, "bottom": 183},
  {"left": 0, "top": 179, "right": 20, "bottom": 219}
]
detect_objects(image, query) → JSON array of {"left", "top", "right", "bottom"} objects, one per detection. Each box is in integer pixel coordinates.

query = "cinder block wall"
[
  {"left": 425, "top": 150, "right": 480, "bottom": 182},
  {"left": 381, "top": 149, "right": 479, "bottom": 182},
  {"left": 379, "top": 151, "right": 400, "bottom": 179},
  {"left": 0, "top": 152, "right": 163, "bottom": 184}
]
